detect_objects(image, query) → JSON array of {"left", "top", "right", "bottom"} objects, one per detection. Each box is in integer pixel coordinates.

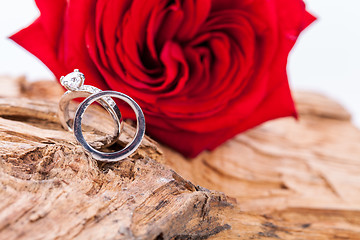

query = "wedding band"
[
  {"left": 73, "top": 91, "right": 145, "bottom": 162},
  {"left": 58, "top": 69, "right": 123, "bottom": 146}
]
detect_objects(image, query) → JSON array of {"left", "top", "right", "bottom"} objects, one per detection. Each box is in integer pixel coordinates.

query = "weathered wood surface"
[
  {"left": 163, "top": 91, "right": 360, "bottom": 239},
  {"left": 0, "top": 76, "right": 234, "bottom": 240},
  {"left": 0, "top": 76, "right": 360, "bottom": 239}
]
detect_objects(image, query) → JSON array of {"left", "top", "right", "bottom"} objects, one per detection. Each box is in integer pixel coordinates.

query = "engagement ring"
[
  {"left": 58, "top": 69, "right": 123, "bottom": 147},
  {"left": 58, "top": 69, "right": 145, "bottom": 162}
]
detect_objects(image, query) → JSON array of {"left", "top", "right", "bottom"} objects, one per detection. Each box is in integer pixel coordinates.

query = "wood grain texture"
[
  {"left": 0, "top": 77, "right": 232, "bottom": 240},
  {"left": 163, "top": 91, "right": 360, "bottom": 239},
  {"left": 0, "top": 76, "right": 360, "bottom": 239}
]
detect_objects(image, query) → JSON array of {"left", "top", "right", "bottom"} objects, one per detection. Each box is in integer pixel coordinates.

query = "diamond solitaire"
[{"left": 60, "top": 69, "right": 85, "bottom": 91}]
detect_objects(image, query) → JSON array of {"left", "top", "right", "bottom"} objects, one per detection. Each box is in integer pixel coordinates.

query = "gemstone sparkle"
[{"left": 60, "top": 70, "right": 85, "bottom": 91}]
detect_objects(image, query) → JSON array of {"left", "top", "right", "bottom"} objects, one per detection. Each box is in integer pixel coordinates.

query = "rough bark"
[{"left": 0, "top": 76, "right": 359, "bottom": 239}]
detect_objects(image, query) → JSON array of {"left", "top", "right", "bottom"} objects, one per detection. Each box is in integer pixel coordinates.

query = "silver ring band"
[
  {"left": 73, "top": 90, "right": 145, "bottom": 162},
  {"left": 58, "top": 88, "right": 122, "bottom": 130}
]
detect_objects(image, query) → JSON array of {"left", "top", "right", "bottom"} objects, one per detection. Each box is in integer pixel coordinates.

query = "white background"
[{"left": 1, "top": 0, "right": 359, "bottom": 127}]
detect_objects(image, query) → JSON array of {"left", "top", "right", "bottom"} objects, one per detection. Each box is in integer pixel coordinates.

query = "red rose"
[{"left": 11, "top": 0, "right": 315, "bottom": 157}]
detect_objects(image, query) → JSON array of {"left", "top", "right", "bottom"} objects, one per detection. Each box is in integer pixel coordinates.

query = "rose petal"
[{"left": 10, "top": 20, "right": 66, "bottom": 78}]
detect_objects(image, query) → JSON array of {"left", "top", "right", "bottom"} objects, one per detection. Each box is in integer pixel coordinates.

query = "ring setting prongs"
[{"left": 60, "top": 69, "right": 85, "bottom": 91}]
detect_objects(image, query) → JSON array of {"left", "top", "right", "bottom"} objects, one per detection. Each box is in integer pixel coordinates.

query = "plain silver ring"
[{"left": 73, "top": 90, "right": 145, "bottom": 162}]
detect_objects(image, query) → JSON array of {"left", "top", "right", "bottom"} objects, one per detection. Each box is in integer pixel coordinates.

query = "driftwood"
[{"left": 0, "top": 76, "right": 360, "bottom": 239}]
